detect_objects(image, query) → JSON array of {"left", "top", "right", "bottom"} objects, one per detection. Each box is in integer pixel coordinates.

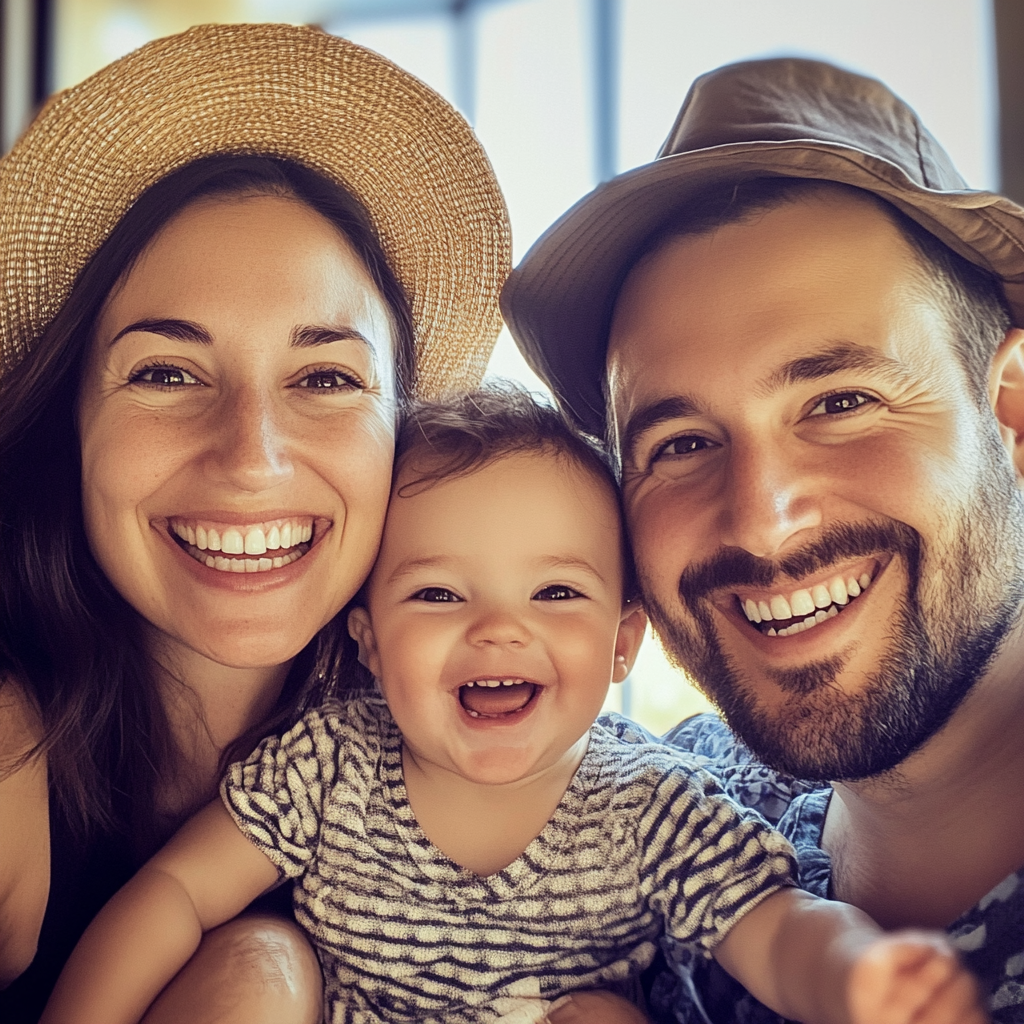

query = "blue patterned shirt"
[{"left": 649, "top": 713, "right": 1024, "bottom": 1024}]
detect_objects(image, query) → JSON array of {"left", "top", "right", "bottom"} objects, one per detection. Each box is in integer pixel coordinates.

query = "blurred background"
[{"left": 3, "top": 0, "right": 1020, "bottom": 733}]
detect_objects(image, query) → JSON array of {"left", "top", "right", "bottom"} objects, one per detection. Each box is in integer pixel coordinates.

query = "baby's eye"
[
  {"left": 533, "top": 585, "right": 582, "bottom": 601},
  {"left": 129, "top": 364, "right": 201, "bottom": 387},
  {"left": 411, "top": 587, "right": 462, "bottom": 603},
  {"left": 807, "top": 391, "right": 877, "bottom": 416}
]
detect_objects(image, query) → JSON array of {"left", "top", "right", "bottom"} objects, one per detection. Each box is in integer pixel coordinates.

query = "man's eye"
[
  {"left": 130, "top": 365, "right": 201, "bottom": 387},
  {"left": 809, "top": 392, "right": 876, "bottom": 416},
  {"left": 411, "top": 587, "right": 461, "bottom": 603},
  {"left": 651, "top": 435, "right": 713, "bottom": 461},
  {"left": 533, "top": 585, "right": 581, "bottom": 601},
  {"left": 296, "top": 370, "right": 363, "bottom": 390}
]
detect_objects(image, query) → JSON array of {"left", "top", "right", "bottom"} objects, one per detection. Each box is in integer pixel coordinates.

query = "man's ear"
[
  {"left": 612, "top": 603, "right": 648, "bottom": 684},
  {"left": 989, "top": 327, "right": 1024, "bottom": 479},
  {"left": 347, "top": 606, "right": 382, "bottom": 679}
]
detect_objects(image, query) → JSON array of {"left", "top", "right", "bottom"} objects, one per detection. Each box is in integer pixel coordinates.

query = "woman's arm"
[
  {"left": 713, "top": 888, "right": 986, "bottom": 1024},
  {"left": 0, "top": 679, "right": 49, "bottom": 989},
  {"left": 41, "top": 799, "right": 280, "bottom": 1024}
]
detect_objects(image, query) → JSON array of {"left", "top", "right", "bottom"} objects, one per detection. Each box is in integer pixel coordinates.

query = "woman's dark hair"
[{"left": 0, "top": 155, "right": 406, "bottom": 850}]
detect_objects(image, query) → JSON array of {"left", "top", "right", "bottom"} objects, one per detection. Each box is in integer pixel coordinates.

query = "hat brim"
[
  {"left": 0, "top": 23, "right": 511, "bottom": 398},
  {"left": 502, "top": 138, "right": 1024, "bottom": 436}
]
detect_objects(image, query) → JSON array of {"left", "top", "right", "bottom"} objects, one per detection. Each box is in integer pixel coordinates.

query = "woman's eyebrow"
[
  {"left": 109, "top": 318, "right": 211, "bottom": 346},
  {"left": 291, "top": 325, "right": 372, "bottom": 349}
]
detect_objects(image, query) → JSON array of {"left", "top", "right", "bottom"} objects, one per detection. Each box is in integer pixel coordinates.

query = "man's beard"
[{"left": 642, "top": 433, "right": 1024, "bottom": 783}]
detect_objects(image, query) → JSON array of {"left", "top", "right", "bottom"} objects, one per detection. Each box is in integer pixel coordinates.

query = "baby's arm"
[
  {"left": 713, "top": 888, "right": 986, "bottom": 1024},
  {"left": 40, "top": 799, "right": 280, "bottom": 1024}
]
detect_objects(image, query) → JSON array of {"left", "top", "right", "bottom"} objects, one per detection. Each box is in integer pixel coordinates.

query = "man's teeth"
[
  {"left": 463, "top": 679, "right": 527, "bottom": 687},
  {"left": 741, "top": 571, "right": 873, "bottom": 636},
  {"left": 170, "top": 519, "right": 313, "bottom": 573}
]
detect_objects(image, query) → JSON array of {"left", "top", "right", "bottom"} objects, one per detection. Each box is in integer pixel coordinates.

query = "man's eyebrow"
[
  {"left": 291, "top": 325, "right": 372, "bottom": 349},
  {"left": 758, "top": 342, "right": 916, "bottom": 395},
  {"left": 620, "top": 394, "right": 702, "bottom": 469},
  {"left": 109, "top": 318, "right": 212, "bottom": 346}
]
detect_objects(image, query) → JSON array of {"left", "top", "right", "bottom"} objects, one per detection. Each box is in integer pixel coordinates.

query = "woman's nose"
[{"left": 208, "top": 386, "right": 295, "bottom": 492}]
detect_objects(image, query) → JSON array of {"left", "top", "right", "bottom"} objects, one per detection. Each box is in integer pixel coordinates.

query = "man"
[{"left": 502, "top": 58, "right": 1024, "bottom": 1022}]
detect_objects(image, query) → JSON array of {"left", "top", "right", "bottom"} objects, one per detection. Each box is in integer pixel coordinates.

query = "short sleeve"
[
  {"left": 639, "top": 762, "right": 798, "bottom": 955},
  {"left": 221, "top": 709, "right": 340, "bottom": 879}
]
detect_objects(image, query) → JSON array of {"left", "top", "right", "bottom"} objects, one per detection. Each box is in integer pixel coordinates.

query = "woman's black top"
[{"left": 0, "top": 790, "right": 135, "bottom": 1023}]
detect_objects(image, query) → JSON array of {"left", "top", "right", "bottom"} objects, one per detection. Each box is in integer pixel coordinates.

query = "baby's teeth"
[
  {"left": 744, "top": 599, "right": 761, "bottom": 623},
  {"left": 859, "top": 573, "right": 871, "bottom": 589},
  {"left": 770, "top": 595, "right": 792, "bottom": 620},
  {"left": 758, "top": 600, "right": 773, "bottom": 622},
  {"left": 811, "top": 584, "right": 832, "bottom": 609},
  {"left": 465, "top": 681, "right": 475, "bottom": 687},
  {"left": 790, "top": 589, "right": 815, "bottom": 617},
  {"left": 244, "top": 528, "right": 267, "bottom": 555},
  {"left": 267, "top": 526, "right": 281, "bottom": 550},
  {"left": 221, "top": 529, "right": 244, "bottom": 555},
  {"left": 846, "top": 577, "right": 861, "bottom": 597},
  {"left": 486, "top": 679, "right": 501, "bottom": 687},
  {"left": 207, "top": 528, "right": 222, "bottom": 552},
  {"left": 828, "top": 577, "right": 849, "bottom": 606},
  {"left": 196, "top": 525, "right": 208, "bottom": 549}
]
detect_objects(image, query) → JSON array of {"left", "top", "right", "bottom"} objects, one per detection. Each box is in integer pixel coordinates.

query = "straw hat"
[
  {"left": 0, "top": 22, "right": 511, "bottom": 397},
  {"left": 503, "top": 57, "right": 1024, "bottom": 436}
]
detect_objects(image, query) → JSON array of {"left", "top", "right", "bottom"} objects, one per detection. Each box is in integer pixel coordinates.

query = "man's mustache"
[{"left": 677, "top": 520, "right": 921, "bottom": 607}]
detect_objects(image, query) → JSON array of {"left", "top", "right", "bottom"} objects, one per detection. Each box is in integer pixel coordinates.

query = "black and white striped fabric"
[{"left": 222, "top": 697, "right": 796, "bottom": 1024}]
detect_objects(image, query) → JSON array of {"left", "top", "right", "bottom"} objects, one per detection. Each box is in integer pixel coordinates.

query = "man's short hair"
[
  {"left": 395, "top": 382, "right": 637, "bottom": 599},
  {"left": 631, "top": 177, "right": 1011, "bottom": 407}
]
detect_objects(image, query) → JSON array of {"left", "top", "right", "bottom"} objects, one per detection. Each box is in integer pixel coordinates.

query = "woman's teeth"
[
  {"left": 169, "top": 519, "right": 313, "bottom": 573},
  {"left": 741, "top": 571, "right": 873, "bottom": 637}
]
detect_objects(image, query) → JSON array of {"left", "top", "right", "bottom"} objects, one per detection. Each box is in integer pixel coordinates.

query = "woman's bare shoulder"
[
  {"left": 0, "top": 675, "right": 43, "bottom": 763},
  {"left": 0, "top": 674, "right": 50, "bottom": 988}
]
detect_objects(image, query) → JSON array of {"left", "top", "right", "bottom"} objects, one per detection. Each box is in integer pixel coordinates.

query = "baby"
[{"left": 43, "top": 388, "right": 985, "bottom": 1024}]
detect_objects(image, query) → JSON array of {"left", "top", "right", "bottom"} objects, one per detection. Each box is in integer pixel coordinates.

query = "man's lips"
[
  {"left": 458, "top": 679, "right": 541, "bottom": 718},
  {"left": 718, "top": 555, "right": 889, "bottom": 638}
]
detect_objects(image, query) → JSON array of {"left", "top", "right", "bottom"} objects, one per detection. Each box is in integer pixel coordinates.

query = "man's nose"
[
  {"left": 717, "top": 439, "right": 822, "bottom": 558},
  {"left": 466, "top": 607, "right": 532, "bottom": 648},
  {"left": 208, "top": 385, "right": 295, "bottom": 492}
]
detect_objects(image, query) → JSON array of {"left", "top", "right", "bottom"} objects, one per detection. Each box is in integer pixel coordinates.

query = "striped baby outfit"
[{"left": 222, "top": 697, "right": 796, "bottom": 1024}]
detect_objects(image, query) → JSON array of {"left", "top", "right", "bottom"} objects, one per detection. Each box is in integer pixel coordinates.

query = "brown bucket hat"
[{"left": 501, "top": 56, "right": 1024, "bottom": 437}]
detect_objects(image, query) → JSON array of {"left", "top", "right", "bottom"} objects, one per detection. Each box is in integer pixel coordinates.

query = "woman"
[{"left": 0, "top": 24, "right": 509, "bottom": 1023}]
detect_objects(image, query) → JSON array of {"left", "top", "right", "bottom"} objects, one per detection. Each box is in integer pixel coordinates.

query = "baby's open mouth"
[
  {"left": 459, "top": 679, "right": 540, "bottom": 718},
  {"left": 167, "top": 517, "right": 315, "bottom": 574},
  {"left": 737, "top": 565, "right": 876, "bottom": 637}
]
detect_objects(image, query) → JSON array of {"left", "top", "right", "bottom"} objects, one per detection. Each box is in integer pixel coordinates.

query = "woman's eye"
[
  {"left": 411, "top": 587, "right": 461, "bottom": 603},
  {"left": 809, "top": 391, "right": 877, "bottom": 416},
  {"left": 129, "top": 365, "right": 201, "bottom": 388},
  {"left": 533, "top": 585, "right": 582, "bottom": 601},
  {"left": 295, "top": 369, "right": 363, "bottom": 390}
]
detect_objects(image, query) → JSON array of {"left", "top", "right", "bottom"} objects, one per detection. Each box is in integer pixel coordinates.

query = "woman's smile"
[{"left": 165, "top": 515, "right": 320, "bottom": 573}]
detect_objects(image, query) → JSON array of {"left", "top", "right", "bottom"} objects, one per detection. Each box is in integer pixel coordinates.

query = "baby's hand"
[
  {"left": 547, "top": 989, "right": 649, "bottom": 1024},
  {"left": 848, "top": 931, "right": 987, "bottom": 1024}
]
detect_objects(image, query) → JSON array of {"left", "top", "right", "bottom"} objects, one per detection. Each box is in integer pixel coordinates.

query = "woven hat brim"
[
  {"left": 0, "top": 23, "right": 511, "bottom": 398},
  {"left": 502, "top": 137, "right": 1024, "bottom": 436}
]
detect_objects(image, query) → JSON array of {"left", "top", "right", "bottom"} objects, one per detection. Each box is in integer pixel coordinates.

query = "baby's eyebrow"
[
  {"left": 385, "top": 555, "right": 455, "bottom": 584},
  {"left": 538, "top": 555, "right": 608, "bottom": 584}
]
